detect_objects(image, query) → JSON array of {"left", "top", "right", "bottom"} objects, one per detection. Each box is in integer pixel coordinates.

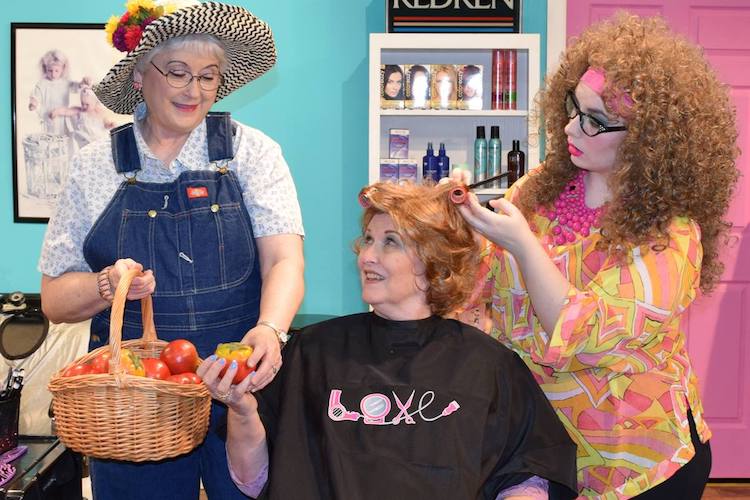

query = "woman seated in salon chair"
[{"left": 199, "top": 181, "right": 579, "bottom": 500}]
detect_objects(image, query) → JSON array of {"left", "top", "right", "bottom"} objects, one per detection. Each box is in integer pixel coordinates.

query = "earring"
[{"left": 133, "top": 81, "right": 142, "bottom": 91}]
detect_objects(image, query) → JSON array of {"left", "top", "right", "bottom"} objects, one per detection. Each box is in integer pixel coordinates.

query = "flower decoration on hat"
[{"left": 105, "top": 0, "right": 178, "bottom": 53}]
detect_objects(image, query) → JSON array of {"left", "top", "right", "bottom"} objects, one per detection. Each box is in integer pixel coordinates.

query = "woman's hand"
[
  {"left": 450, "top": 168, "right": 472, "bottom": 185},
  {"left": 240, "top": 325, "right": 282, "bottom": 392},
  {"left": 110, "top": 258, "right": 155, "bottom": 300},
  {"left": 456, "top": 193, "right": 536, "bottom": 256},
  {"left": 197, "top": 355, "right": 258, "bottom": 416}
]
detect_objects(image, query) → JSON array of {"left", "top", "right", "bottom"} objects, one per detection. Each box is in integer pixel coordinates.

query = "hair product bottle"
[
  {"left": 515, "top": 140, "right": 525, "bottom": 177},
  {"left": 491, "top": 49, "right": 505, "bottom": 110},
  {"left": 473, "top": 126, "right": 487, "bottom": 184},
  {"left": 507, "top": 140, "right": 525, "bottom": 187},
  {"left": 437, "top": 142, "right": 450, "bottom": 179},
  {"left": 488, "top": 126, "right": 502, "bottom": 188},
  {"left": 504, "top": 50, "right": 517, "bottom": 110},
  {"left": 423, "top": 142, "right": 439, "bottom": 183}
]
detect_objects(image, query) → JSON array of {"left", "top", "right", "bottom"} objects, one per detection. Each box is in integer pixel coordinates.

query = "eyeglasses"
[
  {"left": 565, "top": 91, "right": 627, "bottom": 137},
  {"left": 150, "top": 61, "right": 223, "bottom": 91}
]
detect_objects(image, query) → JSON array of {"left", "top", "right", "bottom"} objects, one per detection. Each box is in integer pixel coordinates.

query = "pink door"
[{"left": 566, "top": 0, "right": 750, "bottom": 478}]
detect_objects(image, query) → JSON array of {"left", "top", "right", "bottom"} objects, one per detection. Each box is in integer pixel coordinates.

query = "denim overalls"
[{"left": 82, "top": 113, "right": 261, "bottom": 499}]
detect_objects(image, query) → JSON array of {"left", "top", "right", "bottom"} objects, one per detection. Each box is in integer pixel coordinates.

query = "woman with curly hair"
[
  {"left": 198, "top": 181, "right": 579, "bottom": 499},
  {"left": 455, "top": 13, "right": 739, "bottom": 500}
]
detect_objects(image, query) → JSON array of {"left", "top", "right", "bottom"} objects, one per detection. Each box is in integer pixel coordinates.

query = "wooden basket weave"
[{"left": 48, "top": 268, "right": 211, "bottom": 462}]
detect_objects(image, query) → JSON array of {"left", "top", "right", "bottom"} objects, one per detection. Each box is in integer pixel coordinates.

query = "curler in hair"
[
  {"left": 358, "top": 188, "right": 374, "bottom": 208},
  {"left": 449, "top": 185, "right": 468, "bottom": 204}
]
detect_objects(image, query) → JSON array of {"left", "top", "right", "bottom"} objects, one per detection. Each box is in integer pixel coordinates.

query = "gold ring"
[{"left": 271, "top": 365, "right": 278, "bottom": 375}]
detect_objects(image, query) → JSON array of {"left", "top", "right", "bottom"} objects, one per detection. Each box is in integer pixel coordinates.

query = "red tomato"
[
  {"left": 160, "top": 339, "right": 199, "bottom": 375},
  {"left": 90, "top": 352, "right": 111, "bottom": 374},
  {"left": 182, "top": 372, "right": 202, "bottom": 384},
  {"left": 166, "top": 373, "right": 191, "bottom": 384},
  {"left": 63, "top": 363, "right": 94, "bottom": 377},
  {"left": 215, "top": 342, "right": 255, "bottom": 384},
  {"left": 142, "top": 358, "right": 171, "bottom": 380},
  {"left": 166, "top": 372, "right": 201, "bottom": 384}
]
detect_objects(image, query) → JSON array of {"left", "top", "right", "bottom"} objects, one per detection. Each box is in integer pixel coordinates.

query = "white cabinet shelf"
[
  {"left": 379, "top": 109, "right": 530, "bottom": 117},
  {"left": 369, "top": 33, "right": 540, "bottom": 195}
]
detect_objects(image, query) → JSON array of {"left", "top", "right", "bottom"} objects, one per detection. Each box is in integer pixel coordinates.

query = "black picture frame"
[{"left": 10, "top": 23, "right": 128, "bottom": 223}]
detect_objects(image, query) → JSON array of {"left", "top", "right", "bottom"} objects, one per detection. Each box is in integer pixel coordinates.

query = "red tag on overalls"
[{"left": 187, "top": 186, "right": 209, "bottom": 199}]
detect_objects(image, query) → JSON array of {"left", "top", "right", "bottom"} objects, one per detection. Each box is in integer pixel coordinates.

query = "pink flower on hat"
[{"left": 105, "top": 0, "right": 169, "bottom": 53}]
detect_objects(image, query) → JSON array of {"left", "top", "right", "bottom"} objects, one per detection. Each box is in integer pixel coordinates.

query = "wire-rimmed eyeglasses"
[{"left": 150, "top": 61, "right": 223, "bottom": 91}]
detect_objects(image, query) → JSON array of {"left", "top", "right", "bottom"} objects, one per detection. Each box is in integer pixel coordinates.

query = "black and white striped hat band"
[{"left": 94, "top": 1, "right": 276, "bottom": 115}]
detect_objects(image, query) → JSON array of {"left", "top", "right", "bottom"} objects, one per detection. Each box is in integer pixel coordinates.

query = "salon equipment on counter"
[
  {"left": 0, "top": 294, "right": 48, "bottom": 361},
  {"left": 0, "top": 437, "right": 82, "bottom": 499}
]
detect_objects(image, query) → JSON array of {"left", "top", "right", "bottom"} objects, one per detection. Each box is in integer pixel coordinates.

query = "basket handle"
[{"left": 109, "top": 267, "right": 157, "bottom": 375}]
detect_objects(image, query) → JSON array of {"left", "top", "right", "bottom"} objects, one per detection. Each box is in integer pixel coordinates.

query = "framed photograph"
[
  {"left": 458, "top": 64, "right": 484, "bottom": 110},
  {"left": 405, "top": 64, "right": 430, "bottom": 110},
  {"left": 11, "top": 23, "right": 130, "bottom": 223},
  {"left": 380, "top": 64, "right": 404, "bottom": 110}
]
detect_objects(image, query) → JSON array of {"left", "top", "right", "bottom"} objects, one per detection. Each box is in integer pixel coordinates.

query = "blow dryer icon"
[{"left": 328, "top": 389, "right": 362, "bottom": 422}]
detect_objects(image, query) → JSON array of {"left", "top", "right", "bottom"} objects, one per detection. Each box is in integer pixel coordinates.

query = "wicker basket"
[{"left": 48, "top": 268, "right": 211, "bottom": 462}]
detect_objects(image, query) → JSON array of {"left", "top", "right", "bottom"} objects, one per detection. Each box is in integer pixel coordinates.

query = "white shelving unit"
[{"left": 369, "top": 33, "right": 540, "bottom": 196}]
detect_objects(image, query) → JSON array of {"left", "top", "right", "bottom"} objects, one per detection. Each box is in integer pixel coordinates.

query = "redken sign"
[{"left": 387, "top": 0, "right": 520, "bottom": 33}]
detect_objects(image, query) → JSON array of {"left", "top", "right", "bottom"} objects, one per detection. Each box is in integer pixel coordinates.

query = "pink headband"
[{"left": 580, "top": 67, "right": 634, "bottom": 114}]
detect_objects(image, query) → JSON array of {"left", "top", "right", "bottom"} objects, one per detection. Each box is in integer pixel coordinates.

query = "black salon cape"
[{"left": 254, "top": 313, "right": 577, "bottom": 499}]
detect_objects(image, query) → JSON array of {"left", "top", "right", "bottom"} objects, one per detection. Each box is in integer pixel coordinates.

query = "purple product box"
[
  {"left": 398, "top": 159, "right": 418, "bottom": 184},
  {"left": 388, "top": 129, "right": 410, "bottom": 159},
  {"left": 379, "top": 159, "right": 399, "bottom": 183}
]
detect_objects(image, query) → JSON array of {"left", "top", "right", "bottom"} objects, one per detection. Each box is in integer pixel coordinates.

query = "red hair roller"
[
  {"left": 358, "top": 188, "right": 372, "bottom": 208},
  {"left": 449, "top": 185, "right": 468, "bottom": 204}
]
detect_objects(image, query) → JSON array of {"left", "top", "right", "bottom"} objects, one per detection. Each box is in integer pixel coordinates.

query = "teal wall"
[{"left": 0, "top": 0, "right": 547, "bottom": 316}]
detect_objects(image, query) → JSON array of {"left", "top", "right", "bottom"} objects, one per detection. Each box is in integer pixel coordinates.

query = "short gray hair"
[{"left": 135, "top": 34, "right": 228, "bottom": 73}]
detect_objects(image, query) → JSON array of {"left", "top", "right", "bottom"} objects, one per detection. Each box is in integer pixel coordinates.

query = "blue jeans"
[{"left": 90, "top": 402, "right": 248, "bottom": 499}]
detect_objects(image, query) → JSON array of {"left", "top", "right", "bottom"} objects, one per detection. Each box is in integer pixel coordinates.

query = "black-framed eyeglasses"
[
  {"left": 150, "top": 61, "right": 223, "bottom": 91},
  {"left": 565, "top": 91, "right": 627, "bottom": 137}
]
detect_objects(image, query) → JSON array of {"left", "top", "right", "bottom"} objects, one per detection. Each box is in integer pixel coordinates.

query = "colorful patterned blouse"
[{"left": 462, "top": 171, "right": 711, "bottom": 499}]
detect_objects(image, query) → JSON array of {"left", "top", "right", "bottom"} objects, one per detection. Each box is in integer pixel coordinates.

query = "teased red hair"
[{"left": 355, "top": 182, "right": 479, "bottom": 316}]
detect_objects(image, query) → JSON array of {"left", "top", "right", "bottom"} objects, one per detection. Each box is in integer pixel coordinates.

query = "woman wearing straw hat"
[{"left": 38, "top": 1, "right": 303, "bottom": 498}]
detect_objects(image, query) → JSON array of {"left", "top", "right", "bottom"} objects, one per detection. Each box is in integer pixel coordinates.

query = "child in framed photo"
[
  {"left": 431, "top": 64, "right": 457, "bottom": 110},
  {"left": 405, "top": 64, "right": 430, "bottom": 109},
  {"left": 380, "top": 64, "right": 405, "bottom": 110},
  {"left": 458, "top": 64, "right": 483, "bottom": 110}
]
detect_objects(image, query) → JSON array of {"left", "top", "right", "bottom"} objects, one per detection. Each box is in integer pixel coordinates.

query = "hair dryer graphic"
[{"left": 328, "top": 389, "right": 362, "bottom": 422}]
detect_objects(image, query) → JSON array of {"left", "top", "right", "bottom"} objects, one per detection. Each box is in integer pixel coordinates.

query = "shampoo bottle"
[
  {"left": 473, "top": 126, "right": 487, "bottom": 184},
  {"left": 437, "top": 142, "right": 450, "bottom": 179},
  {"left": 488, "top": 126, "right": 502, "bottom": 188},
  {"left": 515, "top": 140, "right": 526, "bottom": 177},
  {"left": 507, "top": 140, "right": 525, "bottom": 187},
  {"left": 423, "top": 142, "right": 439, "bottom": 183}
]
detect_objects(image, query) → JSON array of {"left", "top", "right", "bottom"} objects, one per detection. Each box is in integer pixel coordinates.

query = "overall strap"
[
  {"left": 110, "top": 123, "right": 140, "bottom": 174},
  {"left": 206, "top": 112, "right": 236, "bottom": 163},
  {"left": 109, "top": 112, "right": 236, "bottom": 174}
]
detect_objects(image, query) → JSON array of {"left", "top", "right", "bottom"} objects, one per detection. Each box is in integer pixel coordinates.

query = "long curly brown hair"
[
  {"left": 355, "top": 182, "right": 480, "bottom": 316},
  {"left": 521, "top": 13, "right": 739, "bottom": 292}
]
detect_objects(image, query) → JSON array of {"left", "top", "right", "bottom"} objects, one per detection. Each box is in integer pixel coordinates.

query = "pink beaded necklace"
[{"left": 541, "top": 170, "right": 604, "bottom": 246}]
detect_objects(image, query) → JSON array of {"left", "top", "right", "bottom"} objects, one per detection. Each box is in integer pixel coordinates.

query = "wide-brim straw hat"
[{"left": 94, "top": 1, "right": 276, "bottom": 115}]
